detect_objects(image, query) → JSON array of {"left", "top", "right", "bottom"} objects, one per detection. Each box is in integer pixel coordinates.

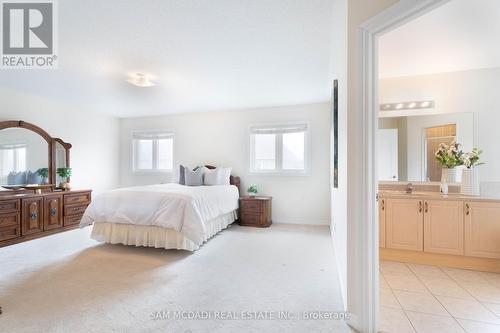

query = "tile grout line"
[
  {"left": 439, "top": 265, "right": 500, "bottom": 323},
  {"left": 380, "top": 269, "right": 418, "bottom": 333},
  {"left": 403, "top": 262, "right": 467, "bottom": 333}
]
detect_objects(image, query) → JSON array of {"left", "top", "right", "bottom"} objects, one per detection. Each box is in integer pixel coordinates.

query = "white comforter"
[{"left": 80, "top": 184, "right": 239, "bottom": 244}]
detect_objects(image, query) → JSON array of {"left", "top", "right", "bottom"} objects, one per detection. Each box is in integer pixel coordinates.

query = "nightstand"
[{"left": 239, "top": 196, "right": 272, "bottom": 227}]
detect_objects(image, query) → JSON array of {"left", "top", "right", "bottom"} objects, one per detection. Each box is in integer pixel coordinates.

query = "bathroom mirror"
[{"left": 377, "top": 112, "right": 474, "bottom": 183}]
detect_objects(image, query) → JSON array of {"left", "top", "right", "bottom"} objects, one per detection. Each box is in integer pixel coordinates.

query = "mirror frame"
[{"left": 0, "top": 120, "right": 72, "bottom": 185}]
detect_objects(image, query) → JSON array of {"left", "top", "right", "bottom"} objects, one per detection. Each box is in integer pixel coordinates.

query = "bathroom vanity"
[{"left": 379, "top": 191, "right": 500, "bottom": 271}]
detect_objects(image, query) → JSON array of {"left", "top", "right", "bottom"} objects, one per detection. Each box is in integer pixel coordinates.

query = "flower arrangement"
[
  {"left": 435, "top": 142, "right": 484, "bottom": 169},
  {"left": 460, "top": 148, "right": 484, "bottom": 169},
  {"left": 435, "top": 141, "right": 464, "bottom": 169}
]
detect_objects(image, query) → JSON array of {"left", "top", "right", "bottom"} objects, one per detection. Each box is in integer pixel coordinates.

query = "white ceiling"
[
  {"left": 0, "top": 0, "right": 335, "bottom": 118},
  {"left": 379, "top": 0, "right": 500, "bottom": 79}
]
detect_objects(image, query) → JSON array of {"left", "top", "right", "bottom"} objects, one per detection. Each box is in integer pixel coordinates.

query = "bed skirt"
[{"left": 90, "top": 210, "right": 238, "bottom": 251}]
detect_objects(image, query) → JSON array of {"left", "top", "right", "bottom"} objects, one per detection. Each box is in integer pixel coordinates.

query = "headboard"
[{"left": 204, "top": 165, "right": 241, "bottom": 193}]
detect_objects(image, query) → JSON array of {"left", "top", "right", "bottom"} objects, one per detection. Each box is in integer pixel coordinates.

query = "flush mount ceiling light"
[
  {"left": 380, "top": 100, "right": 434, "bottom": 111},
  {"left": 127, "top": 73, "right": 155, "bottom": 87}
]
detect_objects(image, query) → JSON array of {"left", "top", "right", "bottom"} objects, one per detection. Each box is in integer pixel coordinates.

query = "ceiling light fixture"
[
  {"left": 127, "top": 73, "right": 155, "bottom": 87},
  {"left": 380, "top": 100, "right": 435, "bottom": 112}
]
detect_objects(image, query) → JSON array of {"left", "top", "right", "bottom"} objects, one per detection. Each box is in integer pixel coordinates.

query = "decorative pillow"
[
  {"left": 184, "top": 167, "right": 203, "bottom": 186},
  {"left": 203, "top": 167, "right": 221, "bottom": 186},
  {"left": 27, "top": 171, "right": 43, "bottom": 184},
  {"left": 178, "top": 164, "right": 186, "bottom": 185},
  {"left": 7, "top": 171, "right": 27, "bottom": 185},
  {"left": 219, "top": 167, "right": 232, "bottom": 185}
]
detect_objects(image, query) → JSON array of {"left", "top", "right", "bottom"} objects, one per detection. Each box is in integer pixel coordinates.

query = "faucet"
[{"left": 406, "top": 183, "right": 414, "bottom": 194}]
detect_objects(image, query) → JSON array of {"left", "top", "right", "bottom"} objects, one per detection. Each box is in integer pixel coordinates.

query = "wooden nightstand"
[{"left": 239, "top": 196, "right": 272, "bottom": 228}]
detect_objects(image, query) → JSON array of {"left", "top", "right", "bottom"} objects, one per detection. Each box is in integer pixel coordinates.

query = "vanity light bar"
[{"left": 380, "top": 100, "right": 435, "bottom": 111}]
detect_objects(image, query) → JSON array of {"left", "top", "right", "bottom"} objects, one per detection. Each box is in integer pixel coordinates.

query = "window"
[
  {"left": 424, "top": 124, "right": 456, "bottom": 182},
  {"left": 0, "top": 144, "right": 27, "bottom": 177},
  {"left": 250, "top": 123, "right": 309, "bottom": 174},
  {"left": 133, "top": 131, "right": 174, "bottom": 172}
]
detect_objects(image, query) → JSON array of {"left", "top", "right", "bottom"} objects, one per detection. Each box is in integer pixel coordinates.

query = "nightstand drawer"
[
  {"left": 240, "top": 200, "right": 263, "bottom": 213},
  {"left": 240, "top": 213, "right": 264, "bottom": 226}
]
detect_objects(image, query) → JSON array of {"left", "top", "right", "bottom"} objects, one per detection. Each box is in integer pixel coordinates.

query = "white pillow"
[
  {"left": 203, "top": 167, "right": 221, "bottom": 186},
  {"left": 202, "top": 167, "right": 232, "bottom": 185},
  {"left": 219, "top": 167, "right": 232, "bottom": 185}
]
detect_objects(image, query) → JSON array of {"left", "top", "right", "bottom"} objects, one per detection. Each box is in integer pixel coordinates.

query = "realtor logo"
[{"left": 1, "top": 0, "right": 58, "bottom": 68}]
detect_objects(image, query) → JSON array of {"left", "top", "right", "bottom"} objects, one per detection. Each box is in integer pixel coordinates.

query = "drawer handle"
[
  {"left": 381, "top": 199, "right": 385, "bottom": 211},
  {"left": 30, "top": 212, "right": 37, "bottom": 220},
  {"left": 424, "top": 201, "right": 429, "bottom": 213},
  {"left": 466, "top": 203, "right": 470, "bottom": 215},
  {"left": 50, "top": 208, "right": 57, "bottom": 216},
  {"left": 419, "top": 201, "right": 422, "bottom": 213}
]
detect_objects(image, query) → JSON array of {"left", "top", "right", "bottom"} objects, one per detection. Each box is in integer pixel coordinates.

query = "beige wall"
[{"left": 120, "top": 103, "right": 331, "bottom": 226}]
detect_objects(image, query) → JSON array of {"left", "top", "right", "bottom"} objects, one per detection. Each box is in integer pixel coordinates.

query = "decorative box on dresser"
[
  {"left": 0, "top": 190, "right": 92, "bottom": 247},
  {"left": 239, "top": 196, "right": 272, "bottom": 228}
]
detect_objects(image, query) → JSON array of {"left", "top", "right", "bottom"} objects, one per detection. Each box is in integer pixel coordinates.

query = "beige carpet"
[{"left": 0, "top": 224, "right": 352, "bottom": 333}]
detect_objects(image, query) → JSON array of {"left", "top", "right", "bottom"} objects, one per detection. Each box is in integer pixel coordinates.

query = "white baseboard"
[{"left": 272, "top": 218, "right": 330, "bottom": 226}]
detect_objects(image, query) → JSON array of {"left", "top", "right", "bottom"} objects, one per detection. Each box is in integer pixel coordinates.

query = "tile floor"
[{"left": 380, "top": 261, "right": 500, "bottom": 333}]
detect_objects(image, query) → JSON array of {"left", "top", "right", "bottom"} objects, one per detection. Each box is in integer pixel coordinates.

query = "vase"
[
  {"left": 461, "top": 168, "right": 480, "bottom": 196},
  {"left": 248, "top": 192, "right": 256, "bottom": 197},
  {"left": 440, "top": 168, "right": 457, "bottom": 195}
]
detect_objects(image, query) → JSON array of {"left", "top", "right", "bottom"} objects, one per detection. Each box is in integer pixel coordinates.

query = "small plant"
[
  {"left": 57, "top": 167, "right": 72, "bottom": 179},
  {"left": 247, "top": 184, "right": 258, "bottom": 195},
  {"left": 460, "top": 148, "right": 484, "bottom": 169},
  {"left": 36, "top": 168, "right": 49, "bottom": 178}
]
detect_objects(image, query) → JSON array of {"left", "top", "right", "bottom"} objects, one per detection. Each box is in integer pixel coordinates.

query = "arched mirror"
[{"left": 0, "top": 121, "right": 71, "bottom": 189}]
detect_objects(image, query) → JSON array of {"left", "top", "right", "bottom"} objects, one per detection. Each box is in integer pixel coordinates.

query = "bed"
[{"left": 80, "top": 167, "right": 240, "bottom": 251}]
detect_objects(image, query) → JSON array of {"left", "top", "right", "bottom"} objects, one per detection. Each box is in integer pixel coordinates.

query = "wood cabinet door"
[
  {"left": 21, "top": 197, "right": 44, "bottom": 235},
  {"left": 423, "top": 200, "right": 464, "bottom": 255},
  {"left": 465, "top": 201, "right": 500, "bottom": 259},
  {"left": 44, "top": 194, "right": 63, "bottom": 230},
  {"left": 379, "top": 198, "right": 386, "bottom": 248},
  {"left": 386, "top": 198, "right": 423, "bottom": 251}
]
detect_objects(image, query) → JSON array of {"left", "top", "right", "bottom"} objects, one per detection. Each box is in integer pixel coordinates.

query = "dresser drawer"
[
  {"left": 240, "top": 213, "right": 264, "bottom": 226},
  {"left": 0, "top": 224, "right": 20, "bottom": 241},
  {"left": 64, "top": 192, "right": 91, "bottom": 205},
  {"left": 64, "top": 204, "right": 88, "bottom": 216},
  {"left": 240, "top": 200, "right": 263, "bottom": 213},
  {"left": 0, "top": 199, "right": 20, "bottom": 214},
  {"left": 0, "top": 212, "right": 20, "bottom": 228},
  {"left": 64, "top": 214, "right": 83, "bottom": 226}
]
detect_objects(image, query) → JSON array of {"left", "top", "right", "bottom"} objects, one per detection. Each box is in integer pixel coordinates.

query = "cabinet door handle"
[
  {"left": 381, "top": 199, "right": 385, "bottom": 211},
  {"left": 425, "top": 201, "right": 429, "bottom": 213},
  {"left": 466, "top": 203, "right": 470, "bottom": 215},
  {"left": 419, "top": 201, "right": 423, "bottom": 213}
]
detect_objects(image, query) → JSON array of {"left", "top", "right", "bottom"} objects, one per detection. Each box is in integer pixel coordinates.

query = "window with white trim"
[
  {"left": 133, "top": 131, "right": 174, "bottom": 172},
  {"left": 250, "top": 123, "right": 310, "bottom": 174},
  {"left": 0, "top": 144, "right": 27, "bottom": 176}
]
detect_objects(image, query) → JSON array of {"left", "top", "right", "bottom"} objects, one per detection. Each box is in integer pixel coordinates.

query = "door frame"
[{"left": 356, "top": 0, "right": 450, "bottom": 331}]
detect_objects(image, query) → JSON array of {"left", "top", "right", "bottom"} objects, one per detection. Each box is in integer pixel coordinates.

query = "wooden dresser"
[
  {"left": 239, "top": 196, "right": 272, "bottom": 228},
  {"left": 0, "top": 190, "right": 92, "bottom": 247}
]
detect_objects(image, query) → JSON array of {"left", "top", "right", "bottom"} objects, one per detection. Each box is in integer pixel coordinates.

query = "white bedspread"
[{"left": 80, "top": 184, "right": 239, "bottom": 245}]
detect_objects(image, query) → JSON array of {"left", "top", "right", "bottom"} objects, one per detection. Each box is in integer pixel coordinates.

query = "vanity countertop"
[{"left": 378, "top": 190, "right": 500, "bottom": 203}]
